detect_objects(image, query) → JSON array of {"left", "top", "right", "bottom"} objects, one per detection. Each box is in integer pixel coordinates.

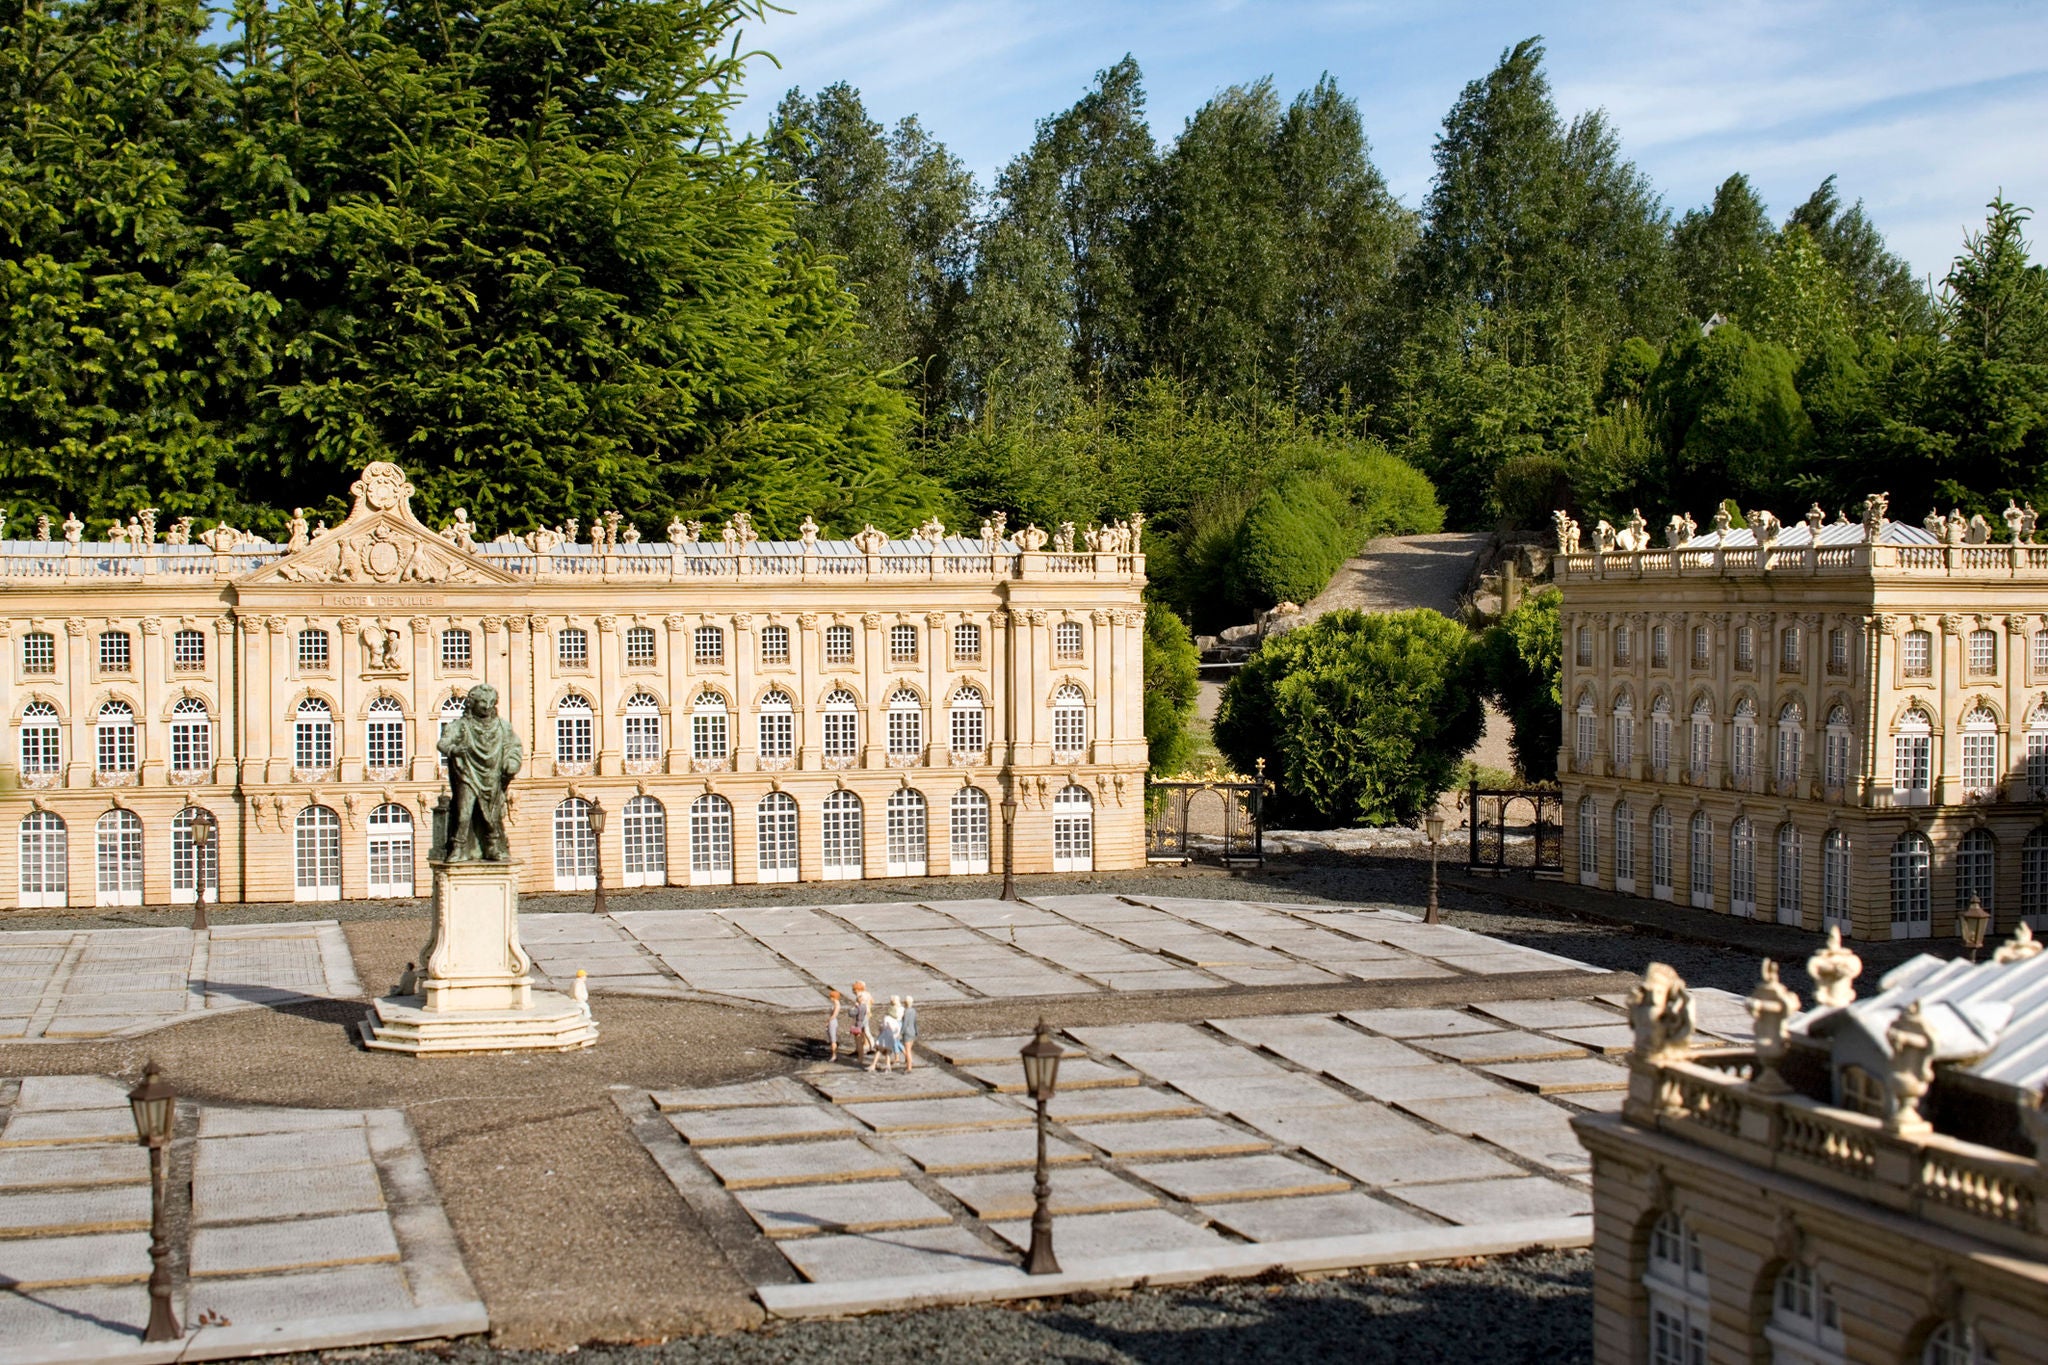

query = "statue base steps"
[{"left": 358, "top": 992, "right": 598, "bottom": 1054}]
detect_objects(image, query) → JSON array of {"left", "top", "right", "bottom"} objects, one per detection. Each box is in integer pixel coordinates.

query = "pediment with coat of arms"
[{"left": 238, "top": 463, "right": 516, "bottom": 587}]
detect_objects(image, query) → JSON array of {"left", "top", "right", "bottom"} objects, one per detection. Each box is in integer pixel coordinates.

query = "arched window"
[
  {"left": 294, "top": 805, "right": 341, "bottom": 901},
  {"left": 365, "top": 696, "right": 406, "bottom": 773},
  {"left": 1613, "top": 802, "right": 1635, "bottom": 890},
  {"left": 822, "top": 689, "right": 859, "bottom": 762},
  {"left": 885, "top": 788, "right": 928, "bottom": 876},
  {"left": 1612, "top": 693, "right": 1635, "bottom": 770},
  {"left": 439, "top": 696, "right": 465, "bottom": 738},
  {"left": 1053, "top": 785, "right": 1094, "bottom": 872},
  {"left": 886, "top": 688, "right": 924, "bottom": 758},
  {"left": 1961, "top": 707, "right": 1999, "bottom": 797},
  {"left": 18, "top": 810, "right": 67, "bottom": 908},
  {"left": 1824, "top": 705, "right": 1852, "bottom": 790},
  {"left": 1894, "top": 709, "right": 1933, "bottom": 805},
  {"left": 1577, "top": 796, "right": 1599, "bottom": 885},
  {"left": 821, "top": 789, "right": 864, "bottom": 880},
  {"left": 625, "top": 692, "right": 663, "bottom": 766},
  {"left": 366, "top": 804, "right": 414, "bottom": 898},
  {"left": 2027, "top": 705, "right": 2048, "bottom": 796},
  {"left": 1957, "top": 827, "right": 1996, "bottom": 924},
  {"left": 553, "top": 798, "right": 596, "bottom": 890},
  {"left": 96, "top": 700, "right": 136, "bottom": 774},
  {"left": 1574, "top": 690, "right": 1596, "bottom": 771},
  {"left": 1891, "top": 831, "right": 1932, "bottom": 938},
  {"left": 1650, "top": 807, "right": 1673, "bottom": 897},
  {"left": 20, "top": 700, "right": 59, "bottom": 774},
  {"left": 94, "top": 810, "right": 144, "bottom": 906},
  {"left": 1690, "top": 812, "right": 1714, "bottom": 907},
  {"left": 689, "top": 794, "right": 733, "bottom": 885},
  {"left": 949, "top": 685, "right": 986, "bottom": 756},
  {"left": 1823, "top": 830, "right": 1852, "bottom": 931},
  {"left": 1689, "top": 698, "right": 1713, "bottom": 777},
  {"left": 624, "top": 794, "right": 668, "bottom": 886},
  {"left": 757, "top": 792, "right": 799, "bottom": 882},
  {"left": 691, "top": 690, "right": 729, "bottom": 761},
  {"left": 1775, "top": 701, "right": 1803, "bottom": 786},
  {"left": 757, "top": 690, "right": 794, "bottom": 763},
  {"left": 1767, "top": 1262, "right": 1843, "bottom": 1362},
  {"left": 556, "top": 694, "right": 594, "bottom": 770},
  {"left": 1650, "top": 695, "right": 1672, "bottom": 775},
  {"left": 1730, "top": 816, "right": 1756, "bottom": 917},
  {"left": 2024, "top": 827, "right": 2048, "bottom": 928},
  {"left": 1922, "top": 1320, "right": 1998, "bottom": 1365},
  {"left": 1730, "top": 698, "right": 1758, "bottom": 784},
  {"left": 1644, "top": 1212, "right": 1707, "bottom": 1365},
  {"left": 294, "top": 698, "right": 334, "bottom": 772},
  {"left": 172, "top": 806, "right": 217, "bottom": 904},
  {"left": 170, "top": 697, "right": 212, "bottom": 775},
  {"left": 1775, "top": 825, "right": 1802, "bottom": 927},
  {"left": 950, "top": 787, "right": 990, "bottom": 874},
  {"left": 1902, "top": 628, "right": 1933, "bottom": 678},
  {"left": 1053, "top": 684, "right": 1088, "bottom": 757}
]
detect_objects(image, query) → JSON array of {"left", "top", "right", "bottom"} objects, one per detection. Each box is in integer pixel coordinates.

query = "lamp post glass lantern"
[
  {"left": 128, "top": 1062, "right": 181, "bottom": 1343},
  {"left": 1424, "top": 813, "right": 1445, "bottom": 925},
  {"left": 586, "top": 800, "right": 607, "bottom": 915},
  {"left": 999, "top": 796, "right": 1019, "bottom": 901},
  {"left": 1962, "top": 894, "right": 1992, "bottom": 960},
  {"left": 187, "top": 810, "right": 212, "bottom": 930},
  {"left": 1020, "top": 1020, "right": 1064, "bottom": 1275}
]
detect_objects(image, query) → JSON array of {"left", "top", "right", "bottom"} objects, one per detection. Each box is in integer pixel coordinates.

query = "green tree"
[
  {"left": 1476, "top": 587, "right": 1561, "bottom": 782},
  {"left": 1671, "top": 173, "right": 1773, "bottom": 324},
  {"left": 1786, "top": 175, "right": 1935, "bottom": 338},
  {"left": 1142, "top": 602, "right": 1201, "bottom": 775},
  {"left": 1650, "top": 320, "right": 1810, "bottom": 508},
  {"left": 1213, "top": 609, "right": 1483, "bottom": 826}
]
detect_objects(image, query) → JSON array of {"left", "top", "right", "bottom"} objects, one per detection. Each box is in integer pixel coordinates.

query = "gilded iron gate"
[
  {"left": 1146, "top": 766, "right": 1266, "bottom": 866},
  {"left": 1464, "top": 780, "right": 1564, "bottom": 876}
]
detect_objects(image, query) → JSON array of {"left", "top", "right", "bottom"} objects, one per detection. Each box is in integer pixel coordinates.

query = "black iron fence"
[{"left": 1465, "top": 781, "right": 1563, "bottom": 877}]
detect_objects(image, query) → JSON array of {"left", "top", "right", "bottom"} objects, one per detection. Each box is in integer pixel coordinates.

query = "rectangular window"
[
  {"left": 1056, "top": 620, "right": 1085, "bottom": 661},
  {"left": 758, "top": 625, "right": 790, "bottom": 665},
  {"left": 758, "top": 709, "right": 793, "bottom": 759},
  {"left": 2030, "top": 729, "right": 2048, "bottom": 795},
  {"left": 626, "top": 625, "right": 657, "bottom": 666},
  {"left": 21, "top": 633, "right": 55, "bottom": 674},
  {"left": 100, "top": 631, "right": 132, "bottom": 672},
  {"left": 1969, "top": 629, "right": 1997, "bottom": 674},
  {"left": 557, "top": 627, "right": 589, "bottom": 668},
  {"left": 172, "top": 630, "right": 206, "bottom": 671},
  {"left": 1828, "top": 628, "right": 1848, "bottom": 674},
  {"left": 1735, "top": 626, "right": 1754, "bottom": 671},
  {"left": 1689, "top": 715, "right": 1712, "bottom": 777},
  {"left": 296, "top": 630, "right": 327, "bottom": 670},
  {"left": 954, "top": 623, "right": 982, "bottom": 662},
  {"left": 557, "top": 714, "right": 593, "bottom": 766},
  {"left": 890, "top": 623, "right": 919, "bottom": 663},
  {"left": 1613, "top": 625, "right": 1631, "bottom": 666},
  {"left": 1825, "top": 728, "right": 1849, "bottom": 789},
  {"left": 171, "top": 717, "right": 210, "bottom": 773},
  {"left": 1651, "top": 811, "right": 1672, "bottom": 893},
  {"left": 622, "top": 712, "right": 660, "bottom": 763},
  {"left": 1575, "top": 626, "right": 1592, "bottom": 667},
  {"left": 1894, "top": 734, "right": 1931, "bottom": 795},
  {"left": 1650, "top": 625, "right": 1668, "bottom": 668},
  {"left": 824, "top": 710, "right": 858, "bottom": 757},
  {"left": 1780, "top": 627, "right": 1800, "bottom": 672},
  {"left": 692, "top": 709, "right": 729, "bottom": 760},
  {"left": 825, "top": 624, "right": 854, "bottom": 665},
  {"left": 1902, "top": 630, "right": 1932, "bottom": 677},
  {"left": 441, "top": 629, "right": 472, "bottom": 668},
  {"left": 1691, "top": 625, "right": 1710, "bottom": 668},
  {"left": 1651, "top": 715, "right": 1671, "bottom": 774},
  {"left": 1731, "top": 721, "right": 1755, "bottom": 782},
  {"left": 1963, "top": 730, "right": 1999, "bottom": 796},
  {"left": 295, "top": 718, "right": 333, "bottom": 770},
  {"left": 693, "top": 625, "right": 724, "bottom": 665},
  {"left": 366, "top": 717, "right": 405, "bottom": 770},
  {"left": 951, "top": 704, "right": 985, "bottom": 755},
  {"left": 2036, "top": 630, "right": 2048, "bottom": 676}
]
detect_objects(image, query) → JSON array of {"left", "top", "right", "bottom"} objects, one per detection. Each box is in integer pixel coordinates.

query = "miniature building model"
[
  {"left": 1556, "top": 497, "right": 2048, "bottom": 941},
  {"left": 1575, "top": 932, "right": 2048, "bottom": 1364},
  {"left": 0, "top": 462, "right": 1149, "bottom": 907}
]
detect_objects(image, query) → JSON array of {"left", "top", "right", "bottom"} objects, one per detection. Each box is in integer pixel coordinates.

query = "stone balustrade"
[{"left": 1559, "top": 541, "right": 2048, "bottom": 582}]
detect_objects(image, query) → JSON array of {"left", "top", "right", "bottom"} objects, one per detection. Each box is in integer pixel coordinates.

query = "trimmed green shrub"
[
  {"left": 1475, "top": 587, "right": 1561, "bottom": 781},
  {"left": 1226, "top": 478, "right": 1347, "bottom": 609},
  {"left": 1142, "top": 602, "right": 1202, "bottom": 775},
  {"left": 1213, "top": 609, "right": 1485, "bottom": 826}
]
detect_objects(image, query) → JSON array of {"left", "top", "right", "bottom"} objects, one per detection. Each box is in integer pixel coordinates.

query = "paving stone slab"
[
  {"left": 1064, "top": 1023, "right": 1214, "bottom": 1051},
  {"left": 1245, "top": 1102, "right": 1431, "bottom": 1149},
  {"left": 987, "top": 1208, "right": 1227, "bottom": 1258},
  {"left": 0, "top": 1184, "right": 151, "bottom": 1234},
  {"left": 698, "top": 1139, "right": 900, "bottom": 1189},
  {"left": 649, "top": 1078, "right": 816, "bottom": 1112},
  {"left": 1111, "top": 1049, "right": 1291, "bottom": 1082},
  {"left": 892, "top": 1129, "right": 1091, "bottom": 1174},
  {"left": 1048, "top": 1086, "right": 1205, "bottom": 1123},
  {"left": 1204, "top": 964, "right": 1347, "bottom": 987},
  {"left": 185, "top": 1261, "right": 418, "bottom": 1324},
  {"left": 1554, "top": 1088, "right": 1627, "bottom": 1113},
  {"left": 194, "top": 1127, "right": 373, "bottom": 1177},
  {"left": 190, "top": 1210, "right": 401, "bottom": 1276},
  {"left": 1163, "top": 1072, "right": 1355, "bottom": 1117},
  {"left": 958, "top": 1057, "right": 1136, "bottom": 1093},
  {"left": 774, "top": 1223, "right": 1014, "bottom": 1283},
  {"left": 1081, "top": 969, "right": 1223, "bottom": 993},
  {"left": 842, "top": 1095, "right": 1031, "bottom": 1133},
  {"left": 12, "top": 1076, "right": 132, "bottom": 1112},
  {"left": 669, "top": 1105, "right": 860, "bottom": 1146},
  {"left": 1413, "top": 1031, "right": 1587, "bottom": 1064},
  {"left": 1202, "top": 1192, "right": 1432, "bottom": 1243},
  {"left": 196, "top": 1107, "right": 369, "bottom": 1139},
  {"left": 1319, "top": 1063, "right": 1510, "bottom": 1103},
  {"left": 1298, "top": 1133, "right": 1521, "bottom": 1188},
  {"left": 1479, "top": 1058, "right": 1628, "bottom": 1094},
  {"left": 1545, "top": 1024, "right": 1636, "bottom": 1054},
  {"left": 807, "top": 1067, "right": 979, "bottom": 1104},
  {"left": 1125, "top": 1154, "right": 1349, "bottom": 1204},
  {"left": 734, "top": 1179, "right": 955, "bottom": 1238},
  {"left": 0, "top": 1143, "right": 148, "bottom": 1188},
  {"left": 939, "top": 1166, "right": 1159, "bottom": 1221},
  {"left": 1066, "top": 1117, "right": 1271, "bottom": 1160},
  {"left": 1342, "top": 1008, "right": 1501, "bottom": 1038},
  {"left": 1481, "top": 1128, "right": 1592, "bottom": 1173},
  {"left": 0, "top": 1109, "right": 137, "bottom": 1146},
  {"left": 0, "top": 1231, "right": 149, "bottom": 1288},
  {"left": 192, "top": 1161, "right": 386, "bottom": 1223},
  {"left": 918, "top": 1035, "right": 1053, "bottom": 1065},
  {"left": 1392, "top": 1175, "right": 1592, "bottom": 1225},
  {"left": 1471, "top": 999, "right": 1619, "bottom": 1030},
  {"left": 1437, "top": 951, "right": 1592, "bottom": 976},
  {"left": 1393, "top": 1092, "right": 1574, "bottom": 1138}
]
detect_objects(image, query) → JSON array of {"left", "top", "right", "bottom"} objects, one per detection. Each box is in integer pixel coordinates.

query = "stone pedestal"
[{"left": 360, "top": 859, "right": 597, "bottom": 1055}]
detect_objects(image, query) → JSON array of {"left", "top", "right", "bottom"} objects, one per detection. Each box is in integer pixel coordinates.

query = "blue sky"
[{"left": 731, "top": 0, "right": 2048, "bottom": 283}]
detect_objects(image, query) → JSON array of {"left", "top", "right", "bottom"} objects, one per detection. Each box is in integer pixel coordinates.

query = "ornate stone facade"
[
  {"left": 1556, "top": 502, "right": 2048, "bottom": 942},
  {"left": 1, "top": 463, "right": 1148, "bottom": 908}
]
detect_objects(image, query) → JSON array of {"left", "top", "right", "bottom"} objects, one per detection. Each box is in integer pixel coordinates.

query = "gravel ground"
[{"left": 294, "top": 1251, "right": 1591, "bottom": 1364}]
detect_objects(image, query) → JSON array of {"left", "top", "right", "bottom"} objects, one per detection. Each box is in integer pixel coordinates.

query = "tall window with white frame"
[
  {"left": 626, "top": 625, "right": 657, "bottom": 667},
  {"left": 2035, "top": 629, "right": 2048, "bottom": 679},
  {"left": 95, "top": 809, "right": 143, "bottom": 906},
  {"left": 1775, "top": 824, "right": 1802, "bottom": 927},
  {"left": 1690, "top": 812, "right": 1714, "bottom": 909},
  {"left": 296, "top": 628, "right": 327, "bottom": 671},
  {"left": 1957, "top": 827, "right": 1996, "bottom": 925},
  {"left": 2029, "top": 705, "right": 2048, "bottom": 797},
  {"left": 1824, "top": 707, "right": 1852, "bottom": 791},
  {"left": 1055, "top": 620, "right": 1084, "bottom": 661},
  {"left": 1775, "top": 702, "right": 1803, "bottom": 787},
  {"left": 100, "top": 630, "right": 133, "bottom": 673},
  {"left": 1643, "top": 1212, "right": 1708, "bottom": 1365},
  {"left": 169, "top": 698, "right": 211, "bottom": 778},
  {"left": 885, "top": 789, "right": 928, "bottom": 876},
  {"left": 19, "top": 701, "right": 60, "bottom": 777},
  {"left": 1612, "top": 694, "right": 1634, "bottom": 771},
  {"left": 365, "top": 804, "right": 414, "bottom": 898},
  {"left": 825, "top": 623, "right": 854, "bottom": 665},
  {"left": 950, "top": 686, "right": 986, "bottom": 757},
  {"left": 365, "top": 697, "right": 406, "bottom": 773},
  {"left": 441, "top": 628, "right": 472, "bottom": 670},
  {"left": 18, "top": 809, "right": 67, "bottom": 908},
  {"left": 756, "top": 792, "right": 799, "bottom": 883},
  {"left": 886, "top": 689, "right": 924, "bottom": 759},
  {"left": 691, "top": 691, "right": 729, "bottom": 763},
  {"left": 555, "top": 695, "right": 594, "bottom": 772},
  {"left": 1613, "top": 802, "right": 1635, "bottom": 891},
  {"left": 1052, "top": 785, "right": 1094, "bottom": 871},
  {"left": 822, "top": 689, "right": 859, "bottom": 765},
  {"left": 295, "top": 805, "right": 341, "bottom": 900},
  {"left": 1730, "top": 699, "right": 1758, "bottom": 785},
  {"left": 757, "top": 691, "right": 794, "bottom": 766},
  {"left": 953, "top": 622, "right": 981, "bottom": 663},
  {"left": 689, "top": 794, "right": 733, "bottom": 885},
  {"left": 1894, "top": 709, "right": 1933, "bottom": 805},
  {"left": 1960, "top": 707, "right": 1999, "bottom": 798},
  {"left": 1823, "top": 831, "right": 1851, "bottom": 931},
  {"left": 623, "top": 794, "right": 668, "bottom": 888},
  {"left": 758, "top": 624, "right": 790, "bottom": 666},
  {"left": 1651, "top": 624, "right": 1669, "bottom": 668},
  {"left": 821, "top": 789, "right": 863, "bottom": 880},
  {"left": 1735, "top": 624, "right": 1754, "bottom": 671},
  {"left": 1891, "top": 830, "right": 1932, "bottom": 938},
  {"left": 1780, "top": 624, "right": 1800, "bottom": 673},
  {"left": 1052, "top": 685, "right": 1087, "bottom": 759},
  {"left": 172, "top": 628, "right": 205, "bottom": 672},
  {"left": 1689, "top": 698, "right": 1713, "bottom": 780},
  {"left": 624, "top": 693, "right": 662, "bottom": 768},
  {"left": 558, "top": 626, "right": 588, "bottom": 669},
  {"left": 1577, "top": 796, "right": 1598, "bottom": 885},
  {"left": 950, "top": 787, "right": 990, "bottom": 874},
  {"left": 1766, "top": 1261, "right": 1844, "bottom": 1365},
  {"left": 172, "top": 807, "right": 218, "bottom": 903},
  {"left": 1574, "top": 691, "right": 1596, "bottom": 772},
  {"left": 552, "top": 798, "right": 596, "bottom": 891},
  {"left": 1729, "top": 816, "right": 1756, "bottom": 917},
  {"left": 96, "top": 700, "right": 137, "bottom": 776},
  {"left": 694, "top": 624, "right": 724, "bottom": 666},
  {"left": 1650, "top": 696, "right": 1672, "bottom": 776},
  {"left": 1902, "top": 629, "right": 1932, "bottom": 679},
  {"left": 2024, "top": 827, "right": 2048, "bottom": 929},
  {"left": 21, "top": 631, "right": 55, "bottom": 675},
  {"left": 1613, "top": 622, "right": 1631, "bottom": 665},
  {"left": 1691, "top": 624, "right": 1710, "bottom": 668},
  {"left": 889, "top": 623, "right": 918, "bottom": 664},
  {"left": 1827, "top": 627, "right": 1848, "bottom": 675},
  {"left": 1651, "top": 807, "right": 1673, "bottom": 898},
  {"left": 1968, "top": 628, "right": 1997, "bottom": 675},
  {"left": 1575, "top": 625, "right": 1592, "bottom": 667}
]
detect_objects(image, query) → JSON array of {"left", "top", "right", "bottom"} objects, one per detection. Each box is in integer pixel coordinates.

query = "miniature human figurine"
[
  {"left": 867, "top": 997, "right": 904, "bottom": 1073},
  {"left": 827, "top": 989, "right": 842, "bottom": 1061},
  {"left": 900, "top": 995, "right": 918, "bottom": 1071},
  {"left": 438, "top": 684, "right": 524, "bottom": 861},
  {"left": 850, "top": 981, "right": 871, "bottom": 1060}
]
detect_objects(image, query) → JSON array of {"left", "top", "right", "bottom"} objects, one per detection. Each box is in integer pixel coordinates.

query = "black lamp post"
[
  {"left": 586, "top": 799, "right": 607, "bottom": 916},
  {"left": 999, "top": 794, "right": 1018, "bottom": 901},
  {"left": 127, "top": 1062, "right": 181, "bottom": 1343},
  {"left": 1019, "top": 1019, "right": 1064, "bottom": 1275},
  {"left": 187, "top": 809, "right": 212, "bottom": 932},
  {"left": 1961, "top": 894, "right": 1992, "bottom": 961},
  {"left": 1424, "top": 813, "right": 1445, "bottom": 925}
]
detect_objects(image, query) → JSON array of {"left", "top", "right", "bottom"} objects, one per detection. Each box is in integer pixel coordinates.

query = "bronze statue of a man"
[{"left": 438, "top": 684, "right": 523, "bottom": 860}]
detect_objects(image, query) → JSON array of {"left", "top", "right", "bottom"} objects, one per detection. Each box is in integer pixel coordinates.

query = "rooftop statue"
[{"left": 438, "top": 684, "right": 523, "bottom": 862}]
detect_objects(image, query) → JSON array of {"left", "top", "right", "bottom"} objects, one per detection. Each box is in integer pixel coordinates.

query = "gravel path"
[{"left": 1302, "top": 532, "right": 1493, "bottom": 621}]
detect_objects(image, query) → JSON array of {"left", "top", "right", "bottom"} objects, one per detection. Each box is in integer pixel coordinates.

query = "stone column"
[
  {"left": 262, "top": 616, "right": 287, "bottom": 784},
  {"left": 796, "top": 613, "right": 819, "bottom": 770},
  {"left": 410, "top": 616, "right": 434, "bottom": 781},
  {"left": 925, "top": 611, "right": 946, "bottom": 767},
  {"left": 733, "top": 612, "right": 756, "bottom": 771},
  {"left": 138, "top": 617, "right": 163, "bottom": 785},
  {"left": 527, "top": 616, "right": 553, "bottom": 770},
  {"left": 1938, "top": 612, "right": 1964, "bottom": 803},
  {"left": 595, "top": 615, "right": 620, "bottom": 776},
  {"left": 664, "top": 615, "right": 687, "bottom": 773},
  {"left": 861, "top": 611, "right": 881, "bottom": 770}
]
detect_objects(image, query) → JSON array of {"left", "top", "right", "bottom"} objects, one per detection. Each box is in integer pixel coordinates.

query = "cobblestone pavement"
[{"left": 0, "top": 1075, "right": 482, "bottom": 1364}]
